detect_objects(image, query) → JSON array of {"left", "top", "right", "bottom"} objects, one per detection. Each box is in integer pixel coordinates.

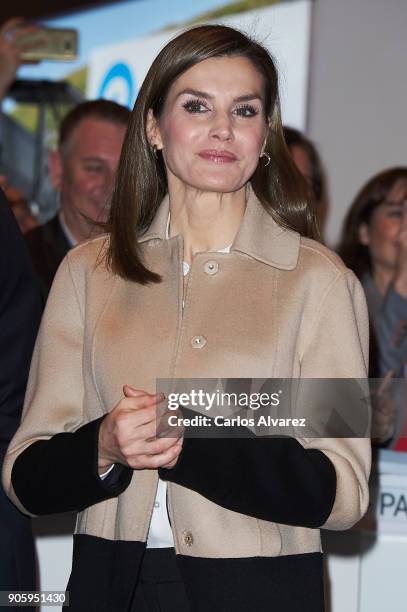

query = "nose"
[{"left": 209, "top": 111, "right": 234, "bottom": 142}]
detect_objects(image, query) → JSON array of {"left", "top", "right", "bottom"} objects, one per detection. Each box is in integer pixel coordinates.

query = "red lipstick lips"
[{"left": 198, "top": 149, "right": 237, "bottom": 163}]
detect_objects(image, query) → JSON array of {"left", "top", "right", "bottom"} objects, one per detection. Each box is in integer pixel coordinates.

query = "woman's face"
[
  {"left": 359, "top": 179, "right": 407, "bottom": 272},
  {"left": 147, "top": 56, "right": 270, "bottom": 193}
]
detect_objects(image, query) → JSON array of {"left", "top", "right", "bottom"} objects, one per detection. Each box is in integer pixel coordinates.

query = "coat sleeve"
[
  {"left": 159, "top": 270, "right": 371, "bottom": 530},
  {"left": 1, "top": 254, "right": 132, "bottom": 517},
  {"left": 297, "top": 269, "right": 371, "bottom": 529}
]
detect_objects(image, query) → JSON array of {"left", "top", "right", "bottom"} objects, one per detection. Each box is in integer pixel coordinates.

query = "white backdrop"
[{"left": 87, "top": 0, "right": 312, "bottom": 129}]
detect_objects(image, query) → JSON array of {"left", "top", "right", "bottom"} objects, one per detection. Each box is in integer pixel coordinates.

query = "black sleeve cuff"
[
  {"left": 159, "top": 435, "right": 336, "bottom": 528},
  {"left": 11, "top": 416, "right": 133, "bottom": 515}
]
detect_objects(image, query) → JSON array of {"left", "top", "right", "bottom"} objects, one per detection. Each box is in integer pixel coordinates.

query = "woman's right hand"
[
  {"left": 0, "top": 18, "right": 42, "bottom": 100},
  {"left": 98, "top": 385, "right": 183, "bottom": 475}
]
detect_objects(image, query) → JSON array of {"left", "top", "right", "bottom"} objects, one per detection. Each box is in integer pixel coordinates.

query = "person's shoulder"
[
  {"left": 0, "top": 190, "right": 23, "bottom": 251},
  {"left": 25, "top": 215, "right": 56, "bottom": 241},
  {"left": 294, "top": 236, "right": 363, "bottom": 301},
  {"left": 48, "top": 234, "right": 113, "bottom": 306},
  {"left": 24, "top": 215, "right": 63, "bottom": 259},
  {"left": 0, "top": 191, "right": 40, "bottom": 290},
  {"left": 65, "top": 233, "right": 110, "bottom": 275},
  {"left": 298, "top": 236, "right": 349, "bottom": 279}
]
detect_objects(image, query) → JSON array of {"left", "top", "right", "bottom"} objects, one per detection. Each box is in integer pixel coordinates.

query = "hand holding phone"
[
  {"left": 14, "top": 26, "right": 78, "bottom": 62},
  {"left": 0, "top": 18, "right": 45, "bottom": 99}
]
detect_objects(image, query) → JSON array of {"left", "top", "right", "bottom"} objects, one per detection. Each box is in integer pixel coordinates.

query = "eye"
[
  {"left": 83, "top": 164, "right": 103, "bottom": 173},
  {"left": 234, "top": 104, "right": 259, "bottom": 118},
  {"left": 387, "top": 209, "right": 404, "bottom": 218},
  {"left": 182, "top": 98, "right": 209, "bottom": 113},
  {"left": 383, "top": 202, "right": 405, "bottom": 218}
]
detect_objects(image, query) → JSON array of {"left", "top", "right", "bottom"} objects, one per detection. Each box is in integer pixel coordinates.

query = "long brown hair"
[
  {"left": 282, "top": 125, "right": 328, "bottom": 233},
  {"left": 107, "top": 24, "right": 317, "bottom": 283},
  {"left": 338, "top": 167, "right": 407, "bottom": 279}
]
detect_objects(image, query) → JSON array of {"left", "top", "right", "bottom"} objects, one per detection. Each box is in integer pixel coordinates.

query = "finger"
[
  {"left": 0, "top": 17, "right": 25, "bottom": 36},
  {"left": 121, "top": 391, "right": 160, "bottom": 409},
  {"left": 122, "top": 395, "right": 165, "bottom": 417},
  {"left": 123, "top": 385, "right": 149, "bottom": 398},
  {"left": 117, "top": 404, "right": 158, "bottom": 434},
  {"left": 113, "top": 420, "right": 161, "bottom": 463},
  {"left": 12, "top": 25, "right": 44, "bottom": 41},
  {"left": 133, "top": 418, "right": 159, "bottom": 442},
  {"left": 161, "top": 444, "right": 183, "bottom": 469},
  {"left": 157, "top": 406, "right": 184, "bottom": 436},
  {"left": 138, "top": 442, "right": 182, "bottom": 469},
  {"left": 161, "top": 460, "right": 176, "bottom": 469},
  {"left": 123, "top": 385, "right": 165, "bottom": 403},
  {"left": 154, "top": 421, "right": 184, "bottom": 440},
  {"left": 142, "top": 435, "right": 182, "bottom": 456}
]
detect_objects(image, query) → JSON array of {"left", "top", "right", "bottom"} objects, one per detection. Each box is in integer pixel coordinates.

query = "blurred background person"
[
  {"left": 25, "top": 100, "right": 130, "bottom": 297},
  {"left": 0, "top": 17, "right": 41, "bottom": 103},
  {"left": 0, "top": 176, "right": 38, "bottom": 234},
  {"left": 338, "top": 167, "right": 407, "bottom": 447},
  {"left": 283, "top": 126, "right": 328, "bottom": 238},
  {"left": 0, "top": 188, "right": 42, "bottom": 608},
  {"left": 0, "top": 18, "right": 42, "bottom": 237}
]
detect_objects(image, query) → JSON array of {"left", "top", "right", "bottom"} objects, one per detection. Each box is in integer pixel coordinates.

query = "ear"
[
  {"left": 146, "top": 108, "right": 164, "bottom": 150},
  {"left": 358, "top": 223, "right": 370, "bottom": 246},
  {"left": 48, "top": 150, "right": 63, "bottom": 191}
]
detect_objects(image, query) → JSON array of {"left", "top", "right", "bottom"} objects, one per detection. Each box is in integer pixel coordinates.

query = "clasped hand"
[{"left": 98, "top": 385, "right": 183, "bottom": 474}]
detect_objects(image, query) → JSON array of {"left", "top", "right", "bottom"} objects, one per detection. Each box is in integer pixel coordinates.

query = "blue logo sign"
[{"left": 98, "top": 62, "right": 136, "bottom": 108}]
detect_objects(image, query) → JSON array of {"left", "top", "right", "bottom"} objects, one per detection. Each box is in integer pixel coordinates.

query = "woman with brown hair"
[
  {"left": 282, "top": 125, "right": 328, "bottom": 235},
  {"left": 339, "top": 167, "right": 407, "bottom": 446},
  {"left": 3, "top": 25, "right": 370, "bottom": 611}
]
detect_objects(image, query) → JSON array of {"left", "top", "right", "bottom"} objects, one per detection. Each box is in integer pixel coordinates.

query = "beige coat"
[{"left": 3, "top": 188, "right": 371, "bottom": 560}]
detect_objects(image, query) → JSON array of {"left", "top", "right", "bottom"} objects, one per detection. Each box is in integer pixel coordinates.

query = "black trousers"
[
  {"left": 130, "top": 548, "right": 324, "bottom": 612},
  {"left": 130, "top": 548, "right": 190, "bottom": 612}
]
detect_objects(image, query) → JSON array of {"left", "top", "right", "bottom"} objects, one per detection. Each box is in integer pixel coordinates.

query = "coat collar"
[{"left": 139, "top": 185, "right": 300, "bottom": 270}]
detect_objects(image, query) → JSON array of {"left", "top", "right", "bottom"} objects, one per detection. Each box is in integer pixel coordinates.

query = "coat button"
[
  {"left": 204, "top": 260, "right": 219, "bottom": 275},
  {"left": 182, "top": 530, "right": 194, "bottom": 546},
  {"left": 191, "top": 335, "right": 207, "bottom": 349}
]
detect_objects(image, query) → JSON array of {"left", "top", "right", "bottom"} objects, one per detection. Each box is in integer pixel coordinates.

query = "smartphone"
[{"left": 16, "top": 27, "right": 78, "bottom": 62}]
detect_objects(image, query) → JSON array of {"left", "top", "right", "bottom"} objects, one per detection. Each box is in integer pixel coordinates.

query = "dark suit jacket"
[
  {"left": 0, "top": 190, "right": 42, "bottom": 602},
  {"left": 25, "top": 214, "right": 71, "bottom": 298}
]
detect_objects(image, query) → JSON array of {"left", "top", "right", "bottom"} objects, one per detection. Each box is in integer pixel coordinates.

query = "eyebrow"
[
  {"left": 383, "top": 199, "right": 406, "bottom": 207},
  {"left": 176, "top": 88, "right": 263, "bottom": 103}
]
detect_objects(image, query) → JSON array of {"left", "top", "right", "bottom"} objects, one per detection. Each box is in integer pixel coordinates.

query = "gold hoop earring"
[{"left": 260, "top": 152, "right": 271, "bottom": 167}]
